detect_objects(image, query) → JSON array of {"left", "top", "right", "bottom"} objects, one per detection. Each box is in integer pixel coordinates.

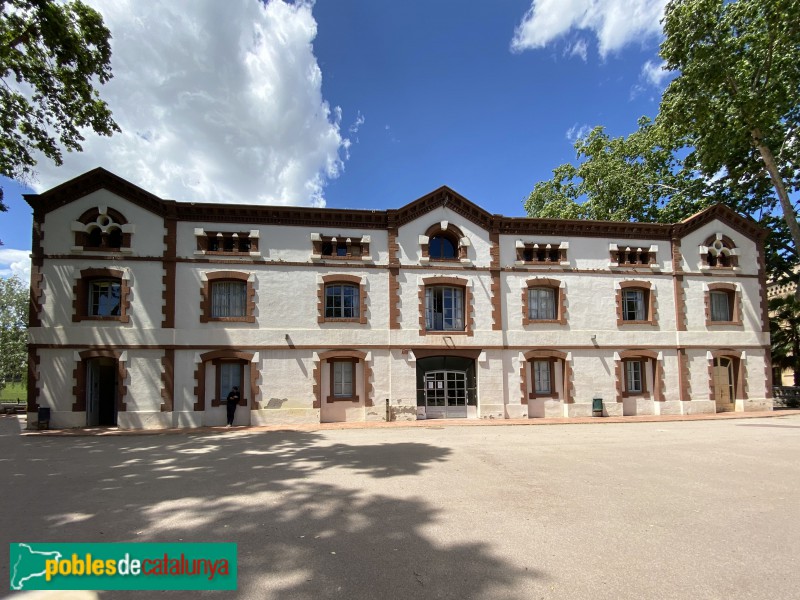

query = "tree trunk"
[{"left": 752, "top": 129, "right": 800, "bottom": 300}]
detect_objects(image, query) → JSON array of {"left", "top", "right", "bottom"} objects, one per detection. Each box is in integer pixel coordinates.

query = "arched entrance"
[{"left": 416, "top": 355, "right": 477, "bottom": 419}]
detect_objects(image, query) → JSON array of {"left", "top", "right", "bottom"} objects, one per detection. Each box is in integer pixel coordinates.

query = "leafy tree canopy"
[
  {"left": 0, "top": 0, "right": 119, "bottom": 211},
  {"left": 525, "top": 0, "right": 800, "bottom": 283},
  {"left": 0, "top": 275, "right": 27, "bottom": 386}
]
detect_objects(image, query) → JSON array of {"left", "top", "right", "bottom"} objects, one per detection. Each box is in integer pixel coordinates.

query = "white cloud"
[
  {"left": 566, "top": 123, "right": 592, "bottom": 142},
  {"left": 566, "top": 39, "right": 588, "bottom": 62},
  {"left": 0, "top": 249, "right": 31, "bottom": 283},
  {"left": 641, "top": 59, "right": 670, "bottom": 87},
  {"left": 511, "top": 0, "right": 667, "bottom": 58},
  {"left": 25, "top": 0, "right": 349, "bottom": 207},
  {"left": 349, "top": 111, "right": 365, "bottom": 134}
]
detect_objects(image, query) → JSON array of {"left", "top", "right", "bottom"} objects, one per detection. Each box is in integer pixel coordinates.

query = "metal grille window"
[
  {"left": 528, "top": 288, "right": 555, "bottom": 320},
  {"left": 333, "top": 361, "right": 354, "bottom": 397},
  {"left": 89, "top": 280, "right": 121, "bottom": 316},
  {"left": 710, "top": 291, "right": 731, "bottom": 321},
  {"left": 533, "top": 360, "right": 551, "bottom": 394},
  {"left": 622, "top": 289, "right": 646, "bottom": 321},
  {"left": 425, "top": 286, "right": 464, "bottom": 331},
  {"left": 211, "top": 281, "right": 247, "bottom": 318},
  {"left": 325, "top": 284, "right": 360, "bottom": 319},
  {"left": 625, "top": 360, "right": 643, "bottom": 393}
]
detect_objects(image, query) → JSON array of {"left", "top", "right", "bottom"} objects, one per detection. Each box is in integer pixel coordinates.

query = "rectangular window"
[
  {"left": 625, "top": 361, "right": 643, "bottom": 394},
  {"left": 333, "top": 361, "right": 354, "bottom": 398},
  {"left": 325, "top": 284, "right": 360, "bottom": 319},
  {"left": 89, "top": 281, "right": 121, "bottom": 316},
  {"left": 425, "top": 286, "right": 464, "bottom": 331},
  {"left": 533, "top": 360, "right": 551, "bottom": 394},
  {"left": 622, "top": 289, "right": 646, "bottom": 321},
  {"left": 528, "top": 288, "right": 555, "bottom": 320},
  {"left": 710, "top": 291, "right": 731, "bottom": 322},
  {"left": 211, "top": 281, "right": 247, "bottom": 318},
  {"left": 219, "top": 362, "right": 242, "bottom": 395}
]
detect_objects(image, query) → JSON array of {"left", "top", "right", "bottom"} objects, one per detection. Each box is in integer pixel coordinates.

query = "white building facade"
[{"left": 25, "top": 169, "right": 773, "bottom": 429}]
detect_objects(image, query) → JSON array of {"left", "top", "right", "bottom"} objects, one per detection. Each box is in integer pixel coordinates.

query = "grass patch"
[{"left": 0, "top": 383, "right": 26, "bottom": 403}]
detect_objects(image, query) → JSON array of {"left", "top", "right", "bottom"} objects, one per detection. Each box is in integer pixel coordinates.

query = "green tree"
[
  {"left": 0, "top": 0, "right": 119, "bottom": 210},
  {"left": 0, "top": 275, "right": 27, "bottom": 387},
  {"left": 659, "top": 0, "right": 800, "bottom": 278},
  {"left": 525, "top": 0, "right": 799, "bottom": 285},
  {"left": 769, "top": 295, "right": 800, "bottom": 387}
]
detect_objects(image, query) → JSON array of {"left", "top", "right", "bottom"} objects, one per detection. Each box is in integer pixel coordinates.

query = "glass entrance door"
[{"left": 424, "top": 371, "right": 468, "bottom": 418}]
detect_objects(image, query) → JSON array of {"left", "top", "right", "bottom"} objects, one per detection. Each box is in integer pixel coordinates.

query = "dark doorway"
[
  {"left": 86, "top": 358, "right": 117, "bottom": 426},
  {"left": 416, "top": 356, "right": 477, "bottom": 418}
]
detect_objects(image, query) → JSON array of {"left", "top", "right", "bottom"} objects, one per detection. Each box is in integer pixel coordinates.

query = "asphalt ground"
[{"left": 2, "top": 412, "right": 799, "bottom": 599}]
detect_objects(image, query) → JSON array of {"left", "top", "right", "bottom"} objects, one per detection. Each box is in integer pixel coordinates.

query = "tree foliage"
[
  {"left": 0, "top": 0, "right": 119, "bottom": 210},
  {"left": 0, "top": 275, "right": 27, "bottom": 386},
  {"left": 769, "top": 294, "right": 800, "bottom": 387},
  {"left": 525, "top": 0, "right": 800, "bottom": 283}
]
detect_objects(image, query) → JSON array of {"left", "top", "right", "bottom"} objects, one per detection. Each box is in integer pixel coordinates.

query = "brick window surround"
[
  {"left": 200, "top": 271, "right": 256, "bottom": 323},
  {"left": 313, "top": 350, "right": 374, "bottom": 408},
  {"left": 516, "top": 241, "right": 567, "bottom": 264},
  {"left": 72, "top": 349, "right": 128, "bottom": 413},
  {"left": 519, "top": 350, "right": 573, "bottom": 404},
  {"left": 193, "top": 350, "right": 259, "bottom": 411},
  {"left": 328, "top": 358, "right": 359, "bottom": 402},
  {"left": 197, "top": 230, "right": 259, "bottom": 255},
  {"left": 420, "top": 223, "right": 468, "bottom": 261},
  {"left": 311, "top": 234, "right": 370, "bottom": 259},
  {"left": 522, "top": 278, "right": 567, "bottom": 325},
  {"left": 615, "top": 280, "right": 657, "bottom": 326},
  {"left": 705, "top": 282, "right": 743, "bottom": 326},
  {"left": 610, "top": 244, "right": 657, "bottom": 266},
  {"left": 317, "top": 274, "right": 368, "bottom": 324},
  {"left": 614, "top": 350, "right": 664, "bottom": 403},
  {"left": 418, "top": 276, "right": 473, "bottom": 336},
  {"left": 72, "top": 268, "right": 131, "bottom": 323},
  {"left": 700, "top": 234, "right": 738, "bottom": 268},
  {"left": 707, "top": 350, "right": 747, "bottom": 401},
  {"left": 73, "top": 207, "right": 132, "bottom": 251}
]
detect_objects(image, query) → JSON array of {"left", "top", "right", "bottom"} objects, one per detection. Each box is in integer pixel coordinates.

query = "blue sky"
[{"left": 0, "top": 0, "right": 671, "bottom": 279}]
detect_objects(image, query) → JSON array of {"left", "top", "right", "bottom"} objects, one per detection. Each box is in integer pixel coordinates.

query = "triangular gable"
[
  {"left": 674, "top": 203, "right": 766, "bottom": 241},
  {"left": 393, "top": 186, "right": 493, "bottom": 230},
  {"left": 24, "top": 167, "right": 170, "bottom": 217}
]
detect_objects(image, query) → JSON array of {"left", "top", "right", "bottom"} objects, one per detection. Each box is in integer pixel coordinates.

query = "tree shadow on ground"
[{"left": 1, "top": 427, "right": 543, "bottom": 598}]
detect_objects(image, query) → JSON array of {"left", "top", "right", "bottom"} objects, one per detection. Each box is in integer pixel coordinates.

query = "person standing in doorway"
[{"left": 226, "top": 386, "right": 240, "bottom": 427}]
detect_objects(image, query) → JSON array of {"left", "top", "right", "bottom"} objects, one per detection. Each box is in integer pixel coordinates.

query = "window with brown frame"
[
  {"left": 531, "top": 359, "right": 554, "bottom": 397},
  {"left": 705, "top": 283, "right": 742, "bottom": 326},
  {"left": 623, "top": 359, "right": 646, "bottom": 395},
  {"left": 327, "top": 359, "right": 359, "bottom": 402},
  {"left": 521, "top": 278, "right": 566, "bottom": 325},
  {"left": 418, "top": 277, "right": 473, "bottom": 335},
  {"left": 616, "top": 281, "right": 657, "bottom": 326},
  {"left": 317, "top": 274, "right": 368, "bottom": 324},
  {"left": 200, "top": 271, "right": 256, "bottom": 323},
  {"left": 214, "top": 360, "right": 246, "bottom": 406},
  {"left": 73, "top": 268, "right": 131, "bottom": 323},
  {"left": 420, "top": 224, "right": 467, "bottom": 261}
]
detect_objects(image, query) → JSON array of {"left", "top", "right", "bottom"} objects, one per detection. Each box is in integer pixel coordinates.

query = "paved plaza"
[{"left": 2, "top": 413, "right": 800, "bottom": 599}]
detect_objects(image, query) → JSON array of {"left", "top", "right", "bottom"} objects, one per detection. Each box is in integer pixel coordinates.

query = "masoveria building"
[{"left": 24, "top": 168, "right": 773, "bottom": 429}]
